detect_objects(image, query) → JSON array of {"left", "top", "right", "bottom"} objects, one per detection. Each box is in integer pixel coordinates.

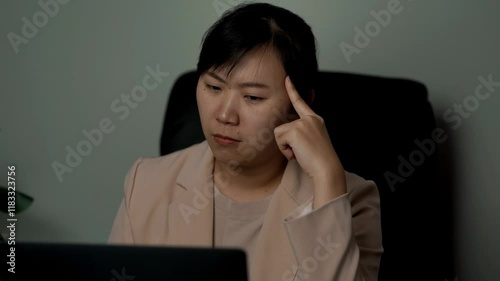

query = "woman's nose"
[{"left": 216, "top": 94, "right": 239, "bottom": 125}]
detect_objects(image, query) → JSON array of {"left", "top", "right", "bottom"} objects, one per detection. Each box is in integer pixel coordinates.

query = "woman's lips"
[{"left": 213, "top": 134, "right": 240, "bottom": 146}]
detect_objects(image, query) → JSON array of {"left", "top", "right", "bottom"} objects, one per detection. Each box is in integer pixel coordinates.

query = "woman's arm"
[
  {"left": 283, "top": 176, "right": 383, "bottom": 281},
  {"left": 108, "top": 158, "right": 143, "bottom": 244}
]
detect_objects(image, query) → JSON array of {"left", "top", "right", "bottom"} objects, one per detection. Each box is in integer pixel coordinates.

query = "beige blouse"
[{"left": 214, "top": 185, "right": 273, "bottom": 269}]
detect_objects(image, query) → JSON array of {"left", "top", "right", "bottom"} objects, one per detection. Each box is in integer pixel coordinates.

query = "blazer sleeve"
[
  {"left": 107, "top": 158, "right": 143, "bottom": 244},
  {"left": 283, "top": 179, "right": 383, "bottom": 281}
]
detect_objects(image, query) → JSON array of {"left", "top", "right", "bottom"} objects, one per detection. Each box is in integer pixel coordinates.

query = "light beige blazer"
[{"left": 108, "top": 141, "right": 383, "bottom": 281}]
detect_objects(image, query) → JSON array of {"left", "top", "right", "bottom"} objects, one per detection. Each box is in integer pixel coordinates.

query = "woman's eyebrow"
[
  {"left": 239, "top": 81, "right": 269, "bottom": 89},
  {"left": 206, "top": 72, "right": 269, "bottom": 89},
  {"left": 206, "top": 72, "right": 226, "bottom": 83}
]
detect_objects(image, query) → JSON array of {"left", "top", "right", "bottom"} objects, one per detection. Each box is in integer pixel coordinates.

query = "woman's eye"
[
  {"left": 245, "top": 95, "right": 263, "bottom": 102},
  {"left": 206, "top": 84, "right": 221, "bottom": 92}
]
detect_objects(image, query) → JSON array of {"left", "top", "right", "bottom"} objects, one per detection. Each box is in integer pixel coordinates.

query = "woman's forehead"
[{"left": 208, "top": 48, "right": 286, "bottom": 84}]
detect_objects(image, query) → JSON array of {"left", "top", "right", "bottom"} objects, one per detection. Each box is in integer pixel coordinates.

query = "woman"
[{"left": 109, "top": 3, "right": 383, "bottom": 281}]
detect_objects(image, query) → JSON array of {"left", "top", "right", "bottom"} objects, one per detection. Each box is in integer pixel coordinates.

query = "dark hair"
[{"left": 196, "top": 3, "right": 318, "bottom": 101}]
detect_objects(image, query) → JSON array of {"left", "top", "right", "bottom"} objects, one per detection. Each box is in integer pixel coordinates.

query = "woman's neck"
[{"left": 213, "top": 156, "right": 287, "bottom": 202}]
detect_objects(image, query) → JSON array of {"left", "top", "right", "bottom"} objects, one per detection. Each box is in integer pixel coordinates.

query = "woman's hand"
[{"left": 274, "top": 76, "right": 347, "bottom": 208}]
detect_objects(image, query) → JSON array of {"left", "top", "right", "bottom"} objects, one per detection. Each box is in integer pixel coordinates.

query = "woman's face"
[{"left": 196, "top": 47, "right": 294, "bottom": 168}]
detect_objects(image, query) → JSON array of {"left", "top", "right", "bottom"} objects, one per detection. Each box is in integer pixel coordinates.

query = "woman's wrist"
[{"left": 312, "top": 171, "right": 347, "bottom": 209}]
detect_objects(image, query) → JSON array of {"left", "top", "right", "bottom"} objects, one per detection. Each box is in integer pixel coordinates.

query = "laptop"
[{"left": 1, "top": 242, "right": 248, "bottom": 281}]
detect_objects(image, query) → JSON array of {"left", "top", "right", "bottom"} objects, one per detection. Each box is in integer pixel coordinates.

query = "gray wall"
[{"left": 1, "top": 0, "right": 498, "bottom": 280}]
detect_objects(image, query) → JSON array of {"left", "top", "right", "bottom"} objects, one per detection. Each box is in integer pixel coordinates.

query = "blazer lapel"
[
  {"left": 251, "top": 159, "right": 314, "bottom": 281},
  {"left": 166, "top": 142, "right": 216, "bottom": 247}
]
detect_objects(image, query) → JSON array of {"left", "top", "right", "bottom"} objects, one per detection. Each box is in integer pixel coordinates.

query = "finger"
[
  {"left": 274, "top": 123, "right": 295, "bottom": 160},
  {"left": 285, "top": 76, "right": 315, "bottom": 118},
  {"left": 281, "top": 146, "right": 295, "bottom": 160}
]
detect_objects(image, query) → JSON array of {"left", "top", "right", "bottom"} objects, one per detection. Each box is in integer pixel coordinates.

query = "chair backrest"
[{"left": 160, "top": 70, "right": 454, "bottom": 281}]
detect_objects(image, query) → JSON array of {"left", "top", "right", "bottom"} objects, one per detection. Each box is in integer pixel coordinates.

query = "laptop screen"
[{"left": 2, "top": 242, "right": 248, "bottom": 281}]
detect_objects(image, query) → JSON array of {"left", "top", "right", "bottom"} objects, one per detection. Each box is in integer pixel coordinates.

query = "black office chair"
[{"left": 160, "top": 70, "right": 455, "bottom": 281}]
